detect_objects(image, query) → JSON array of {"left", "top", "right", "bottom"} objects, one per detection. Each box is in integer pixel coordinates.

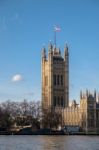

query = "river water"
[{"left": 0, "top": 135, "right": 99, "bottom": 150}]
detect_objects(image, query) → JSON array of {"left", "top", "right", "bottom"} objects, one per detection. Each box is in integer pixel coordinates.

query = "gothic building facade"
[
  {"left": 63, "top": 90, "right": 99, "bottom": 132},
  {"left": 41, "top": 42, "right": 99, "bottom": 133},
  {"left": 42, "top": 43, "right": 69, "bottom": 108}
]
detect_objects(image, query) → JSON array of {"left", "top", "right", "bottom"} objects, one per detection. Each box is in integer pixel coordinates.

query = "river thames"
[{"left": 0, "top": 135, "right": 99, "bottom": 150}]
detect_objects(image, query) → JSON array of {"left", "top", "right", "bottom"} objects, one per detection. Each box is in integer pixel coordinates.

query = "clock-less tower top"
[{"left": 42, "top": 42, "right": 69, "bottom": 108}]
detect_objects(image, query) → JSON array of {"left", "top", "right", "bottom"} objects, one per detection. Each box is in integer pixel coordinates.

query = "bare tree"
[
  {"left": 0, "top": 100, "right": 41, "bottom": 130},
  {"left": 42, "top": 107, "right": 62, "bottom": 130}
]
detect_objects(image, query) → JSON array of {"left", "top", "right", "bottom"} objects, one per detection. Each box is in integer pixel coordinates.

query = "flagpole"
[
  {"left": 54, "top": 30, "right": 56, "bottom": 47},
  {"left": 54, "top": 25, "right": 61, "bottom": 47}
]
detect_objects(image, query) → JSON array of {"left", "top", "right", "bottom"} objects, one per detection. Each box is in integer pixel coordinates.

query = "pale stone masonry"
[
  {"left": 63, "top": 90, "right": 99, "bottom": 132},
  {"left": 41, "top": 42, "right": 99, "bottom": 132},
  {"left": 42, "top": 42, "right": 69, "bottom": 108}
]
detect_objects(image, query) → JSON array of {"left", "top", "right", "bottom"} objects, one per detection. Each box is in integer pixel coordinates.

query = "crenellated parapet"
[
  {"left": 41, "top": 42, "right": 69, "bottom": 61},
  {"left": 80, "top": 90, "right": 97, "bottom": 101}
]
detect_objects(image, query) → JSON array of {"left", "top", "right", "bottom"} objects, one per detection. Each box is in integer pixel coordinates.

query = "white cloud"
[{"left": 12, "top": 74, "right": 23, "bottom": 82}]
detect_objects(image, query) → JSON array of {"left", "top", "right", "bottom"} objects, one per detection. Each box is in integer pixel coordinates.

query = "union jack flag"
[{"left": 54, "top": 26, "right": 61, "bottom": 32}]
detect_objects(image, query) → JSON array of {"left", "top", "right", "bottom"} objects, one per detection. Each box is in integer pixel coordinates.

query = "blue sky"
[{"left": 0, "top": 0, "right": 99, "bottom": 102}]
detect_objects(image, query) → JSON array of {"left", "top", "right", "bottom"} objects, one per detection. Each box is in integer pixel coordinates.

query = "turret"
[
  {"left": 94, "top": 89, "right": 96, "bottom": 101},
  {"left": 42, "top": 46, "right": 46, "bottom": 60},
  {"left": 42, "top": 47, "right": 46, "bottom": 58},
  {"left": 48, "top": 41, "right": 53, "bottom": 53},
  {"left": 97, "top": 93, "right": 99, "bottom": 103},
  {"left": 64, "top": 43, "right": 69, "bottom": 60},
  {"left": 80, "top": 90, "right": 82, "bottom": 99},
  {"left": 48, "top": 42, "right": 53, "bottom": 62},
  {"left": 86, "top": 89, "right": 89, "bottom": 98}
]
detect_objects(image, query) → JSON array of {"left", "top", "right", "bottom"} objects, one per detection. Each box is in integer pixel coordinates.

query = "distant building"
[{"left": 63, "top": 90, "right": 99, "bottom": 132}]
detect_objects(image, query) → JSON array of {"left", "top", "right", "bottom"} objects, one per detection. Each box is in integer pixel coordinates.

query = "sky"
[{"left": 0, "top": 0, "right": 99, "bottom": 102}]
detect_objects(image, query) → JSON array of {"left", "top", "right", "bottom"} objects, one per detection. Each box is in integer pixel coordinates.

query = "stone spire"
[
  {"left": 94, "top": 89, "right": 96, "bottom": 101},
  {"left": 80, "top": 90, "right": 82, "bottom": 99},
  {"left": 64, "top": 43, "right": 69, "bottom": 56},
  {"left": 42, "top": 46, "right": 46, "bottom": 59},
  {"left": 86, "top": 89, "right": 89, "bottom": 98},
  {"left": 48, "top": 41, "right": 53, "bottom": 52}
]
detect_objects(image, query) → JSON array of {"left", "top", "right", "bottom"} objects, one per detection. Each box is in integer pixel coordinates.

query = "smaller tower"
[
  {"left": 80, "top": 90, "right": 82, "bottom": 99},
  {"left": 80, "top": 90, "right": 97, "bottom": 132}
]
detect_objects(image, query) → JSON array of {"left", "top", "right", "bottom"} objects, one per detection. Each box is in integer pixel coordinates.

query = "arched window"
[
  {"left": 61, "top": 75, "right": 63, "bottom": 85},
  {"left": 61, "top": 96, "right": 64, "bottom": 107},
  {"left": 53, "top": 96, "right": 56, "bottom": 106},
  {"left": 53, "top": 75, "right": 56, "bottom": 85},
  {"left": 57, "top": 75, "right": 60, "bottom": 85}
]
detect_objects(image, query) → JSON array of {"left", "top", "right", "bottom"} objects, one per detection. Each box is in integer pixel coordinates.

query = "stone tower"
[
  {"left": 80, "top": 90, "right": 97, "bottom": 132},
  {"left": 42, "top": 42, "right": 69, "bottom": 108}
]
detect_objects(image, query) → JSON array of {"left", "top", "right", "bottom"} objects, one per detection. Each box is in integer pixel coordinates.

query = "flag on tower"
[{"left": 54, "top": 26, "right": 61, "bottom": 32}]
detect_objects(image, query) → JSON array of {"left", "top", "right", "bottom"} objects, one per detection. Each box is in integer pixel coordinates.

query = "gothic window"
[
  {"left": 53, "top": 96, "right": 56, "bottom": 106},
  {"left": 58, "top": 96, "right": 60, "bottom": 106},
  {"left": 45, "top": 76, "right": 48, "bottom": 86},
  {"left": 53, "top": 75, "right": 56, "bottom": 85},
  {"left": 61, "top": 75, "right": 63, "bottom": 85},
  {"left": 61, "top": 96, "right": 64, "bottom": 107},
  {"left": 57, "top": 75, "right": 60, "bottom": 85}
]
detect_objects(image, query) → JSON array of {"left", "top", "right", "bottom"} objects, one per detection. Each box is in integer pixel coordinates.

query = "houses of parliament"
[{"left": 41, "top": 42, "right": 99, "bottom": 133}]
